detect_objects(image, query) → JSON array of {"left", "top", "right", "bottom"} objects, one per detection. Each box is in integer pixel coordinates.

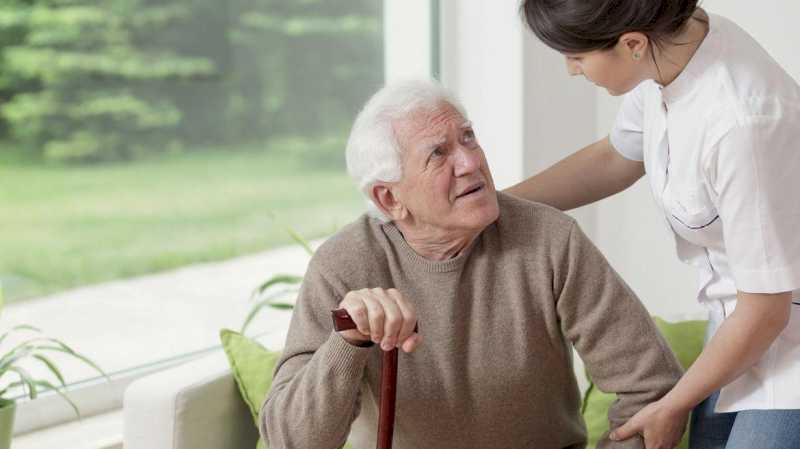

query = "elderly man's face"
[{"left": 390, "top": 102, "right": 499, "bottom": 233}]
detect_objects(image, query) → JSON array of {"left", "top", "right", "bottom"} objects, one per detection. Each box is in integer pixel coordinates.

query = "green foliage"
[
  {"left": 0, "top": 0, "right": 383, "bottom": 163},
  {"left": 0, "top": 283, "right": 107, "bottom": 413},
  {"left": 241, "top": 228, "right": 315, "bottom": 334},
  {"left": 0, "top": 148, "right": 363, "bottom": 303},
  {"left": 0, "top": 1, "right": 216, "bottom": 162}
]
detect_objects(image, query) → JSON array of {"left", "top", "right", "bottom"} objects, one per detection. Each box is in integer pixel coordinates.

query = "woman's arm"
[
  {"left": 610, "top": 290, "right": 792, "bottom": 449},
  {"left": 662, "top": 290, "right": 791, "bottom": 410},
  {"left": 503, "top": 136, "right": 645, "bottom": 211}
]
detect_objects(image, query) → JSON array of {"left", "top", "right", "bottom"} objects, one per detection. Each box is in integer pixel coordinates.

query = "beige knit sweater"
[{"left": 260, "top": 193, "right": 683, "bottom": 449}]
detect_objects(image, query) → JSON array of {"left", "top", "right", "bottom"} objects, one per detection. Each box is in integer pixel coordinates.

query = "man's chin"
[{"left": 466, "top": 198, "right": 500, "bottom": 230}]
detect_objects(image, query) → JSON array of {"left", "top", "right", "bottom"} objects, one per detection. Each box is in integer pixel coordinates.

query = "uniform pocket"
[{"left": 668, "top": 186, "right": 719, "bottom": 230}]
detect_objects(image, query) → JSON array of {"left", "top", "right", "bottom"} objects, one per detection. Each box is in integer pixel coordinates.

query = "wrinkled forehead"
[{"left": 393, "top": 102, "right": 469, "bottom": 149}]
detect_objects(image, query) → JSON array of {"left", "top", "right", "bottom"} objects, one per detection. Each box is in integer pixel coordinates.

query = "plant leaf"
[
  {"left": 252, "top": 286, "right": 298, "bottom": 304},
  {"left": 252, "top": 274, "right": 303, "bottom": 298},
  {"left": 267, "top": 302, "right": 294, "bottom": 310},
  {"left": 9, "top": 324, "right": 41, "bottom": 333},
  {"left": 41, "top": 337, "right": 78, "bottom": 355},
  {"left": 0, "top": 336, "right": 68, "bottom": 368},
  {"left": 0, "top": 324, "right": 43, "bottom": 348},
  {"left": 285, "top": 226, "right": 314, "bottom": 256},
  {"left": 0, "top": 344, "right": 38, "bottom": 374},
  {"left": 8, "top": 366, "right": 37, "bottom": 400},
  {"left": 0, "top": 341, "right": 37, "bottom": 367},
  {"left": 31, "top": 354, "right": 67, "bottom": 388},
  {"left": 31, "top": 345, "right": 108, "bottom": 379},
  {"left": 240, "top": 298, "right": 295, "bottom": 334},
  {"left": 240, "top": 301, "right": 271, "bottom": 334},
  {"left": 31, "top": 380, "right": 81, "bottom": 419},
  {"left": 0, "top": 335, "right": 82, "bottom": 372},
  {"left": 242, "top": 225, "right": 318, "bottom": 333},
  {"left": 0, "top": 380, "right": 26, "bottom": 399},
  {"left": 0, "top": 379, "right": 80, "bottom": 419}
]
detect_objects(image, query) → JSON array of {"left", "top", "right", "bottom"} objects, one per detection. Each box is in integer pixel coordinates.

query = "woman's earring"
[{"left": 633, "top": 52, "right": 641, "bottom": 60}]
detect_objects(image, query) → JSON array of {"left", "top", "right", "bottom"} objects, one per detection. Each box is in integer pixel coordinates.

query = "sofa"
[
  {"left": 123, "top": 349, "right": 259, "bottom": 449},
  {"left": 123, "top": 311, "right": 705, "bottom": 449}
]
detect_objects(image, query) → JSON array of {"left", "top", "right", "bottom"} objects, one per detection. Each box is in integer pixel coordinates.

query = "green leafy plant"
[
  {"left": 240, "top": 227, "right": 313, "bottom": 334},
  {"left": 0, "top": 283, "right": 107, "bottom": 416},
  {"left": 0, "top": 0, "right": 382, "bottom": 163}
]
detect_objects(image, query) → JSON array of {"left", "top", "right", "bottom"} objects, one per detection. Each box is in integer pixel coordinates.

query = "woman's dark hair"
[{"left": 521, "top": 0, "right": 701, "bottom": 54}]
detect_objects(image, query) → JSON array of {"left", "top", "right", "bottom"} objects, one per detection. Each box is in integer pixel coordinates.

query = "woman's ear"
[
  {"left": 370, "top": 182, "right": 407, "bottom": 221},
  {"left": 618, "top": 31, "right": 649, "bottom": 60}
]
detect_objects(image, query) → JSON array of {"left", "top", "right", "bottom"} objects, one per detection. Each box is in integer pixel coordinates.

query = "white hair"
[{"left": 345, "top": 79, "right": 467, "bottom": 221}]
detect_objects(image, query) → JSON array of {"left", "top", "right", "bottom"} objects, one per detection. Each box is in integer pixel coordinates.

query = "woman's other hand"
[{"left": 609, "top": 398, "right": 689, "bottom": 449}]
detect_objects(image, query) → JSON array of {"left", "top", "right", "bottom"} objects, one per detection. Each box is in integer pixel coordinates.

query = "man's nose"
[
  {"left": 566, "top": 58, "right": 582, "bottom": 76},
  {"left": 453, "top": 146, "right": 480, "bottom": 176}
]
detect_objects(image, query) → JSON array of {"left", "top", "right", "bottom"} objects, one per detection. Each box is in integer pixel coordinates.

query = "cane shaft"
[
  {"left": 377, "top": 349, "right": 398, "bottom": 449},
  {"left": 332, "top": 309, "right": 413, "bottom": 449}
]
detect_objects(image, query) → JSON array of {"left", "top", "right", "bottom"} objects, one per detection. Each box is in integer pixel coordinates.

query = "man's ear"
[
  {"left": 618, "top": 31, "right": 649, "bottom": 59},
  {"left": 370, "top": 182, "right": 407, "bottom": 221}
]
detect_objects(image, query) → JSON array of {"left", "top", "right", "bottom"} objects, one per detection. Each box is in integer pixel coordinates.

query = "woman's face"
[{"left": 564, "top": 41, "right": 646, "bottom": 96}]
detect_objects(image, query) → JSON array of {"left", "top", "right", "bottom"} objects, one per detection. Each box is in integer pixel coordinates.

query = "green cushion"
[
  {"left": 220, "top": 329, "right": 356, "bottom": 449},
  {"left": 582, "top": 318, "right": 707, "bottom": 449}
]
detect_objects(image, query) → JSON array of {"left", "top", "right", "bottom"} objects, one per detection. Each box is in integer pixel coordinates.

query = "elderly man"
[{"left": 260, "top": 81, "right": 683, "bottom": 449}]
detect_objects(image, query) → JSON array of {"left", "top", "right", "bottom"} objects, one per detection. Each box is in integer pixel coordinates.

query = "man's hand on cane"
[{"left": 336, "top": 288, "right": 423, "bottom": 353}]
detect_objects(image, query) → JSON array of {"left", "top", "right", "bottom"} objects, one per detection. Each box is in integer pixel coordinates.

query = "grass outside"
[{"left": 0, "top": 147, "right": 365, "bottom": 303}]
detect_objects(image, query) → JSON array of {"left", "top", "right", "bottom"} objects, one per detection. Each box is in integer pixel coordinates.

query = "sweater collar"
[{"left": 380, "top": 221, "right": 481, "bottom": 273}]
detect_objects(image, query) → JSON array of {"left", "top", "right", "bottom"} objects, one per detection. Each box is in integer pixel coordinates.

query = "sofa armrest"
[{"left": 123, "top": 350, "right": 258, "bottom": 449}]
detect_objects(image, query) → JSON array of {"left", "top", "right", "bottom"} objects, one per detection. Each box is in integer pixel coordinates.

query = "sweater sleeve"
[
  {"left": 554, "top": 221, "right": 684, "bottom": 449},
  {"left": 259, "top": 257, "right": 373, "bottom": 449}
]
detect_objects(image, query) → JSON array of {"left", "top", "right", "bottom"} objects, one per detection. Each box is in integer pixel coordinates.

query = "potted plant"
[{"left": 0, "top": 283, "right": 106, "bottom": 449}]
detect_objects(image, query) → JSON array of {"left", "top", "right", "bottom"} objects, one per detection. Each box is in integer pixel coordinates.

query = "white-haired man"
[{"left": 260, "top": 80, "right": 683, "bottom": 449}]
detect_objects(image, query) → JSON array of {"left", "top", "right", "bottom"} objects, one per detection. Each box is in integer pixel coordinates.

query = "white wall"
[
  {"left": 439, "top": 1, "right": 525, "bottom": 191},
  {"left": 591, "top": 2, "right": 800, "bottom": 318},
  {"left": 704, "top": 0, "right": 800, "bottom": 81},
  {"left": 384, "top": 1, "right": 432, "bottom": 82},
  {"left": 439, "top": 0, "right": 598, "bottom": 231}
]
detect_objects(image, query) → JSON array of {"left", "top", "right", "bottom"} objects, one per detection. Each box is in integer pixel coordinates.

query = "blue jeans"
[{"left": 690, "top": 390, "right": 800, "bottom": 449}]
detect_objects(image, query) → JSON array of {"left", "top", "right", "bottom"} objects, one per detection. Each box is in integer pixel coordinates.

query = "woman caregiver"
[{"left": 507, "top": 1, "right": 800, "bottom": 449}]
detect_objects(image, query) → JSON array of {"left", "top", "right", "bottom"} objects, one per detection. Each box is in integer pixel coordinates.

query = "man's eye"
[
  {"left": 463, "top": 130, "right": 475, "bottom": 142},
  {"left": 426, "top": 146, "right": 444, "bottom": 166}
]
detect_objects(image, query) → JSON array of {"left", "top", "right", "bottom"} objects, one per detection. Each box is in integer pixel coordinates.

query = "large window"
[{"left": 0, "top": 0, "right": 434, "bottom": 434}]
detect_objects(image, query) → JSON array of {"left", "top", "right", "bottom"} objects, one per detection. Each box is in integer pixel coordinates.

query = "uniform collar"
[{"left": 660, "top": 13, "right": 722, "bottom": 105}]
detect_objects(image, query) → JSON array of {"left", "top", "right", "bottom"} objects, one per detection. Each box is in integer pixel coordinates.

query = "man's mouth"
[{"left": 456, "top": 181, "right": 485, "bottom": 199}]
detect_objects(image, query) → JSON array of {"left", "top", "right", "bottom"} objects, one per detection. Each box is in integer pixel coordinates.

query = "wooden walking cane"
[{"left": 331, "top": 309, "right": 417, "bottom": 449}]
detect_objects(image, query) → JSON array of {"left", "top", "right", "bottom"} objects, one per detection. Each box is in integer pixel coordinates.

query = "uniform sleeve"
[
  {"left": 259, "top": 256, "right": 373, "bottom": 449},
  {"left": 609, "top": 82, "right": 648, "bottom": 162},
  {"left": 708, "top": 116, "right": 800, "bottom": 293},
  {"left": 555, "top": 221, "right": 684, "bottom": 449}
]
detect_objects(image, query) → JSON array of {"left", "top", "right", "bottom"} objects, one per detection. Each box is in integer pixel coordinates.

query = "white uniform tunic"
[{"left": 610, "top": 13, "right": 800, "bottom": 412}]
